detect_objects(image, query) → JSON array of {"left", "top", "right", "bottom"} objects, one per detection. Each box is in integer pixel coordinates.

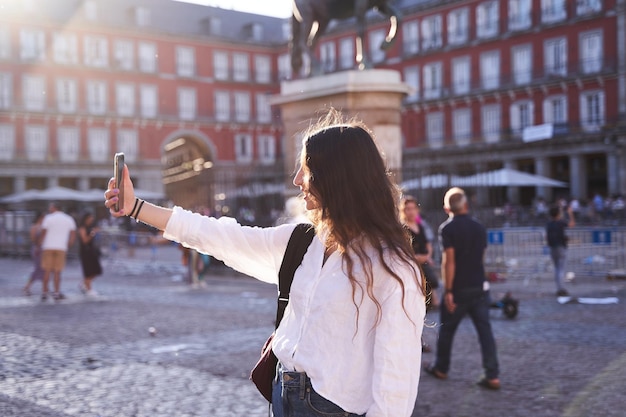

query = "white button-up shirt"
[{"left": 163, "top": 207, "right": 425, "bottom": 417}]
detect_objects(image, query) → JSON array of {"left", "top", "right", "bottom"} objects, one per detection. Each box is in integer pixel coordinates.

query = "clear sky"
[{"left": 176, "top": 0, "right": 292, "bottom": 18}]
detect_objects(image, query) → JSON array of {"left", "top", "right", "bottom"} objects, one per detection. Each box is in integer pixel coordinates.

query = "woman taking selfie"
[{"left": 104, "top": 110, "right": 425, "bottom": 417}]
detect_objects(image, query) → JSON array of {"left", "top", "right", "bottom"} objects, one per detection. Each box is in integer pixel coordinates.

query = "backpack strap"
[{"left": 275, "top": 223, "right": 315, "bottom": 329}]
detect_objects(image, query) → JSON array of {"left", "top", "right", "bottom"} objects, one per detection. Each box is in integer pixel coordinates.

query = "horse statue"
[{"left": 291, "top": 0, "right": 401, "bottom": 77}]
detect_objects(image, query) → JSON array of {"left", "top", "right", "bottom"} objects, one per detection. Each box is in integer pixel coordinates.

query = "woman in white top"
[{"left": 104, "top": 110, "right": 426, "bottom": 417}]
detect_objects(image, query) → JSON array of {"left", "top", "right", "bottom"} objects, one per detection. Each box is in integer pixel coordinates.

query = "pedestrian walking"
[
  {"left": 104, "top": 110, "right": 426, "bottom": 417},
  {"left": 424, "top": 187, "right": 500, "bottom": 390},
  {"left": 22, "top": 212, "right": 45, "bottom": 296},
  {"left": 400, "top": 196, "right": 439, "bottom": 310},
  {"left": 546, "top": 204, "right": 575, "bottom": 296},
  {"left": 77, "top": 212, "right": 103, "bottom": 297},
  {"left": 39, "top": 202, "right": 76, "bottom": 301}
]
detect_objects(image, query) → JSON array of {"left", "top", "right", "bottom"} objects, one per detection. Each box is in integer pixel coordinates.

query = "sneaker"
[
  {"left": 41, "top": 293, "right": 48, "bottom": 302},
  {"left": 85, "top": 289, "right": 99, "bottom": 297},
  {"left": 53, "top": 292, "right": 66, "bottom": 301},
  {"left": 556, "top": 289, "right": 569, "bottom": 297},
  {"left": 78, "top": 284, "right": 87, "bottom": 295}
]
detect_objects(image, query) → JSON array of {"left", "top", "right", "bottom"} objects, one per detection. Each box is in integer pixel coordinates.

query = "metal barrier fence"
[{"left": 485, "top": 227, "right": 626, "bottom": 282}]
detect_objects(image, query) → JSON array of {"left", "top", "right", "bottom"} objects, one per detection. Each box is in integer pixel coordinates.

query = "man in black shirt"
[
  {"left": 424, "top": 187, "right": 500, "bottom": 390},
  {"left": 546, "top": 204, "right": 575, "bottom": 296}
]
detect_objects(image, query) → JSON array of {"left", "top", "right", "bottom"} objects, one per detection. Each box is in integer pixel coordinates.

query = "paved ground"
[{"left": 1, "top": 244, "right": 625, "bottom": 417}]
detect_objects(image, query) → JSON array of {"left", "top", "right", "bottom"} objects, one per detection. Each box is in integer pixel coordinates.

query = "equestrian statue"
[{"left": 291, "top": 0, "right": 401, "bottom": 77}]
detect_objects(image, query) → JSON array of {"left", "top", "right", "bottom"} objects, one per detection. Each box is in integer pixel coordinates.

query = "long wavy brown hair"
[{"left": 300, "top": 109, "right": 425, "bottom": 328}]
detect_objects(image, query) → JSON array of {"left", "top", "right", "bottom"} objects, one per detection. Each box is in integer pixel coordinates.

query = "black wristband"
[
  {"left": 129, "top": 198, "right": 140, "bottom": 218},
  {"left": 134, "top": 199, "right": 145, "bottom": 222}
]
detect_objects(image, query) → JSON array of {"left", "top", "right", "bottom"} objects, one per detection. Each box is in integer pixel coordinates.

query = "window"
[
  {"left": 481, "top": 104, "right": 501, "bottom": 143},
  {"left": 114, "top": 39, "right": 134, "bottom": 70},
  {"left": 402, "top": 20, "right": 419, "bottom": 55},
  {"left": 257, "top": 134, "right": 276, "bottom": 165},
  {"left": 254, "top": 55, "right": 271, "bottom": 83},
  {"left": 52, "top": 32, "right": 78, "bottom": 64},
  {"left": 234, "top": 92, "right": 250, "bottom": 122},
  {"left": 320, "top": 41, "right": 336, "bottom": 72},
  {"left": 421, "top": 15, "right": 442, "bottom": 51},
  {"left": 580, "top": 91, "right": 604, "bottom": 132},
  {"left": 116, "top": 83, "right": 135, "bottom": 116},
  {"left": 138, "top": 42, "right": 157, "bottom": 73},
  {"left": 20, "top": 28, "right": 46, "bottom": 61},
  {"left": 453, "top": 108, "right": 472, "bottom": 146},
  {"left": 543, "top": 95, "right": 567, "bottom": 124},
  {"left": 0, "top": 27, "right": 10, "bottom": 59},
  {"left": 234, "top": 134, "right": 253, "bottom": 163},
  {"left": 339, "top": 37, "right": 355, "bottom": 69},
  {"left": 278, "top": 53, "right": 292, "bottom": 80},
  {"left": 508, "top": 0, "right": 532, "bottom": 31},
  {"left": 23, "top": 75, "right": 46, "bottom": 111},
  {"left": 0, "top": 73, "right": 11, "bottom": 109},
  {"left": 256, "top": 93, "right": 271, "bottom": 123},
  {"left": 477, "top": 1, "right": 499, "bottom": 39},
  {"left": 84, "top": 0, "right": 97, "bottom": 20},
  {"left": 0, "top": 124, "right": 15, "bottom": 161},
  {"left": 512, "top": 44, "right": 532, "bottom": 85},
  {"left": 176, "top": 46, "right": 195, "bottom": 77},
  {"left": 56, "top": 78, "right": 77, "bottom": 113},
  {"left": 117, "top": 129, "right": 138, "bottom": 162},
  {"left": 580, "top": 31, "right": 603, "bottom": 74},
  {"left": 403, "top": 65, "right": 420, "bottom": 101},
  {"left": 510, "top": 100, "right": 535, "bottom": 135},
  {"left": 86, "top": 80, "right": 107, "bottom": 115},
  {"left": 178, "top": 87, "right": 196, "bottom": 120},
  {"left": 423, "top": 62, "right": 442, "bottom": 99},
  {"left": 544, "top": 37, "right": 567, "bottom": 76},
  {"left": 541, "top": 0, "right": 566, "bottom": 23},
  {"left": 426, "top": 112, "right": 444, "bottom": 148},
  {"left": 448, "top": 8, "right": 469, "bottom": 46},
  {"left": 233, "top": 53, "right": 249, "bottom": 82},
  {"left": 84, "top": 36, "right": 108, "bottom": 67},
  {"left": 577, "top": 0, "right": 602, "bottom": 16},
  {"left": 134, "top": 6, "right": 151, "bottom": 27},
  {"left": 57, "top": 126, "right": 79, "bottom": 162},
  {"left": 452, "top": 56, "right": 470, "bottom": 95},
  {"left": 369, "top": 29, "right": 386, "bottom": 63},
  {"left": 480, "top": 50, "right": 500, "bottom": 90},
  {"left": 88, "top": 128, "right": 109, "bottom": 162},
  {"left": 214, "top": 51, "right": 229, "bottom": 80},
  {"left": 140, "top": 84, "right": 157, "bottom": 118},
  {"left": 25, "top": 125, "right": 48, "bottom": 161},
  {"left": 214, "top": 91, "right": 230, "bottom": 121}
]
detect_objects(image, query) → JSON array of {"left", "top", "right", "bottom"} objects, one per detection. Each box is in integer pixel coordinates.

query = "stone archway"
[{"left": 161, "top": 132, "right": 215, "bottom": 211}]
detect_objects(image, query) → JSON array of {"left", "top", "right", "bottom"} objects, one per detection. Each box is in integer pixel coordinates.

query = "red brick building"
[
  {"left": 1, "top": 0, "right": 625, "bottom": 222},
  {"left": 0, "top": 0, "right": 289, "bottom": 222},
  {"left": 315, "top": 0, "right": 626, "bottom": 210}
]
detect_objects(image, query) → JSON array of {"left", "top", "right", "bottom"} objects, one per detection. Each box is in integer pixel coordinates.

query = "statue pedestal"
[{"left": 272, "top": 69, "right": 409, "bottom": 195}]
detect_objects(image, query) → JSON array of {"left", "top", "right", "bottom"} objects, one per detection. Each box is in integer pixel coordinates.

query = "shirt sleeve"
[
  {"left": 441, "top": 224, "right": 453, "bottom": 249},
  {"left": 368, "top": 267, "right": 425, "bottom": 417},
  {"left": 163, "top": 206, "right": 296, "bottom": 284}
]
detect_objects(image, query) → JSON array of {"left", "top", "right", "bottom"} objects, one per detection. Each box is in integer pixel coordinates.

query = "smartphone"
[{"left": 114, "top": 152, "right": 125, "bottom": 212}]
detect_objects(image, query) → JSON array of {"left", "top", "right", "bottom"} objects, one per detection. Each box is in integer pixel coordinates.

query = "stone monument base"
[{"left": 272, "top": 69, "right": 409, "bottom": 194}]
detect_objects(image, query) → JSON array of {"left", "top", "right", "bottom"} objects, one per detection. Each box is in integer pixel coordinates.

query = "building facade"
[
  {"left": 314, "top": 0, "right": 626, "bottom": 209},
  {"left": 0, "top": 0, "right": 625, "bottom": 221},
  {"left": 0, "top": 0, "right": 290, "bottom": 222}
]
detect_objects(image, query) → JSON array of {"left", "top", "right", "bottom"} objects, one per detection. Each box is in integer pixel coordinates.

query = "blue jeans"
[
  {"left": 434, "top": 289, "right": 499, "bottom": 380},
  {"left": 550, "top": 246, "right": 567, "bottom": 291},
  {"left": 272, "top": 366, "right": 364, "bottom": 417}
]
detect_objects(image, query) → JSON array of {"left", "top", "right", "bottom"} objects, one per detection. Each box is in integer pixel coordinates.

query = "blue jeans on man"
[
  {"left": 550, "top": 246, "right": 567, "bottom": 293},
  {"left": 434, "top": 288, "right": 499, "bottom": 380}
]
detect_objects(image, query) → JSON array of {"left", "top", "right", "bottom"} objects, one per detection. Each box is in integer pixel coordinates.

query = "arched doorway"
[{"left": 161, "top": 134, "right": 215, "bottom": 212}]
